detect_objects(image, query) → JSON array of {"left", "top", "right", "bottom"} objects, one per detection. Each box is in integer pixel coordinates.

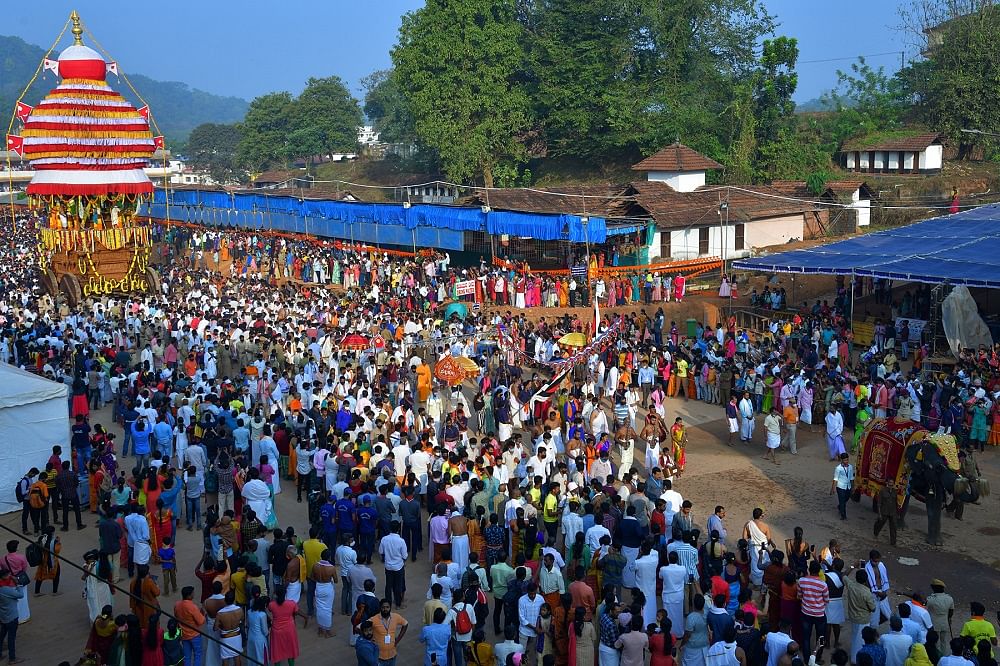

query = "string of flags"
[{"left": 496, "top": 316, "right": 624, "bottom": 371}]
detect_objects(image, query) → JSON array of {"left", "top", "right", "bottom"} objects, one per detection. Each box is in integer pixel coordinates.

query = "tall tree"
[
  {"left": 187, "top": 123, "right": 244, "bottom": 184},
  {"left": 237, "top": 92, "right": 294, "bottom": 173},
  {"left": 361, "top": 69, "right": 416, "bottom": 144},
  {"left": 286, "top": 76, "right": 364, "bottom": 157},
  {"left": 392, "top": 0, "right": 531, "bottom": 187},
  {"left": 753, "top": 37, "right": 799, "bottom": 146},
  {"left": 904, "top": 6, "right": 1000, "bottom": 158},
  {"left": 531, "top": 0, "right": 636, "bottom": 158}
]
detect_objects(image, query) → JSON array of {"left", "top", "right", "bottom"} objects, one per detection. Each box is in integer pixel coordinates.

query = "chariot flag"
[{"left": 14, "top": 102, "right": 32, "bottom": 123}]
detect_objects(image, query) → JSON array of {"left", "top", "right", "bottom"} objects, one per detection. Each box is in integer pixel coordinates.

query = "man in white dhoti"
[
  {"left": 660, "top": 551, "right": 687, "bottom": 638},
  {"left": 865, "top": 550, "right": 891, "bottom": 628},
  {"left": 826, "top": 404, "right": 846, "bottom": 461},
  {"left": 242, "top": 469, "right": 275, "bottom": 529},
  {"left": 215, "top": 590, "right": 244, "bottom": 666},
  {"left": 742, "top": 508, "right": 773, "bottom": 588},
  {"left": 739, "top": 392, "right": 755, "bottom": 442},
  {"left": 634, "top": 542, "right": 660, "bottom": 626},
  {"left": 449, "top": 513, "right": 470, "bottom": 571}
]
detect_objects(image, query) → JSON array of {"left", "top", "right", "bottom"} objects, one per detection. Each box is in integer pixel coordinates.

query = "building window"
[
  {"left": 698, "top": 227, "right": 710, "bottom": 255},
  {"left": 660, "top": 231, "right": 671, "bottom": 259},
  {"left": 735, "top": 223, "right": 745, "bottom": 250}
]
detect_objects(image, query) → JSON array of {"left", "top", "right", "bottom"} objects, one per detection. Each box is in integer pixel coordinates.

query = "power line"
[{"left": 797, "top": 50, "right": 905, "bottom": 65}]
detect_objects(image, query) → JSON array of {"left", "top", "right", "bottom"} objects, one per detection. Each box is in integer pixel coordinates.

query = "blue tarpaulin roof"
[
  {"left": 144, "top": 188, "right": 607, "bottom": 247},
  {"left": 732, "top": 204, "right": 1000, "bottom": 288}
]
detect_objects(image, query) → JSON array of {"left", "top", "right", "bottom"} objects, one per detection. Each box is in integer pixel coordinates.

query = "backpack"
[
  {"left": 100, "top": 472, "right": 114, "bottom": 495},
  {"left": 460, "top": 564, "right": 479, "bottom": 592},
  {"left": 24, "top": 542, "right": 43, "bottom": 567},
  {"left": 14, "top": 477, "right": 27, "bottom": 504},
  {"left": 453, "top": 602, "right": 474, "bottom": 635},
  {"left": 28, "top": 486, "right": 45, "bottom": 510}
]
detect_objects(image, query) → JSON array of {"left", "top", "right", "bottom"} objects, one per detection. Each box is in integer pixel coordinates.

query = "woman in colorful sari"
[
  {"left": 854, "top": 399, "right": 873, "bottom": 451},
  {"left": 148, "top": 498, "right": 174, "bottom": 565},
  {"left": 469, "top": 506, "right": 487, "bottom": 566},
  {"left": 670, "top": 418, "right": 688, "bottom": 475},
  {"left": 85, "top": 605, "right": 118, "bottom": 664}
]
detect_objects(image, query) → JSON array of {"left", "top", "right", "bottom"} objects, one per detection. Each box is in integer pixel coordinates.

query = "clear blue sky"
[{"left": 6, "top": 0, "right": 909, "bottom": 103}]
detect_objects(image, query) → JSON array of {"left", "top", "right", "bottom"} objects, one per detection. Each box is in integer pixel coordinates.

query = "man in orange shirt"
[
  {"left": 782, "top": 396, "right": 799, "bottom": 455},
  {"left": 174, "top": 585, "right": 206, "bottom": 665}
]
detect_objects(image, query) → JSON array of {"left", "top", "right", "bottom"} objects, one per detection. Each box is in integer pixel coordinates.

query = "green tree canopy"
[
  {"left": 904, "top": 6, "right": 1000, "bottom": 158},
  {"left": 362, "top": 69, "right": 416, "bottom": 144},
  {"left": 287, "top": 76, "right": 364, "bottom": 156},
  {"left": 187, "top": 122, "right": 244, "bottom": 184},
  {"left": 237, "top": 91, "right": 294, "bottom": 174},
  {"left": 392, "top": 0, "right": 532, "bottom": 187}
]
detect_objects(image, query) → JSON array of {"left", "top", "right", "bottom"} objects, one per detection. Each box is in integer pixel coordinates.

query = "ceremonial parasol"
[
  {"left": 558, "top": 332, "right": 588, "bottom": 347},
  {"left": 340, "top": 333, "right": 370, "bottom": 350},
  {"left": 455, "top": 356, "right": 480, "bottom": 375},
  {"left": 434, "top": 356, "right": 469, "bottom": 386}
]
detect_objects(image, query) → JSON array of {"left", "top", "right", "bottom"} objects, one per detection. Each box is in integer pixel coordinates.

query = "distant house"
[
  {"left": 401, "top": 179, "right": 460, "bottom": 204},
  {"left": 840, "top": 132, "right": 943, "bottom": 175},
  {"left": 631, "top": 142, "right": 724, "bottom": 192}
]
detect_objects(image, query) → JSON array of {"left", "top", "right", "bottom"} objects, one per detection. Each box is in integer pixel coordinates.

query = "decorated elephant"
[{"left": 854, "top": 418, "right": 978, "bottom": 545}]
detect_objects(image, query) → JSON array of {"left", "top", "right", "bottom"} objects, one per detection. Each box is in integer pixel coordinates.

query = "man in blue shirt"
[
  {"left": 121, "top": 402, "right": 139, "bottom": 457},
  {"left": 318, "top": 495, "right": 337, "bottom": 551},
  {"left": 334, "top": 494, "right": 357, "bottom": 552},
  {"left": 152, "top": 416, "right": 174, "bottom": 461},
  {"left": 354, "top": 620, "right": 378, "bottom": 666},
  {"left": 355, "top": 497, "right": 378, "bottom": 565}
]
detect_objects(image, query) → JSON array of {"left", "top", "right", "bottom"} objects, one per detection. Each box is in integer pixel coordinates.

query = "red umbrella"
[{"left": 340, "top": 333, "right": 370, "bottom": 350}]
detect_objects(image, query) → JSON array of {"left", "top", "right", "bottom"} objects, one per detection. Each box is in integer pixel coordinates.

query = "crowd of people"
[{"left": 0, "top": 215, "right": 995, "bottom": 666}]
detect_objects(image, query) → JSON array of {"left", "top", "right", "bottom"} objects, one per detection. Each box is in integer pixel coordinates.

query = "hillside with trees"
[
  {"left": 184, "top": 0, "right": 1000, "bottom": 193},
  {"left": 0, "top": 34, "right": 248, "bottom": 148}
]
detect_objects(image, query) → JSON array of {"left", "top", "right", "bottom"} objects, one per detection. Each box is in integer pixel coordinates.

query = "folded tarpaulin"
[{"left": 732, "top": 203, "right": 1000, "bottom": 288}]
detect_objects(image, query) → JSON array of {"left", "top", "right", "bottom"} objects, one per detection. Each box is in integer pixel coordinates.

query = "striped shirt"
[{"left": 798, "top": 575, "right": 830, "bottom": 617}]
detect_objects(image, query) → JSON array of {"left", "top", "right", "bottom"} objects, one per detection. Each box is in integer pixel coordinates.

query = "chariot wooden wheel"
[
  {"left": 146, "top": 267, "right": 161, "bottom": 294},
  {"left": 40, "top": 269, "right": 58, "bottom": 296},
  {"left": 59, "top": 273, "right": 82, "bottom": 307}
]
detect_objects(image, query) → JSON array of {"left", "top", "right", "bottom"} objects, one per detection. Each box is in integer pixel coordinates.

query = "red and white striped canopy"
[{"left": 23, "top": 43, "right": 155, "bottom": 196}]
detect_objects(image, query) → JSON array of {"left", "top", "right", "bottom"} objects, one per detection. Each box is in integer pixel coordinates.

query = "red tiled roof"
[
  {"left": 631, "top": 143, "right": 723, "bottom": 172},
  {"left": 769, "top": 179, "right": 865, "bottom": 198},
  {"left": 621, "top": 181, "right": 815, "bottom": 230},
  {"left": 254, "top": 169, "right": 306, "bottom": 184},
  {"left": 842, "top": 132, "right": 941, "bottom": 152},
  {"left": 462, "top": 185, "right": 625, "bottom": 217}
]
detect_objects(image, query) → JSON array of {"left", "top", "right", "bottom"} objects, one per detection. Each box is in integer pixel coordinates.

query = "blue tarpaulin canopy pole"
[{"left": 732, "top": 204, "right": 1000, "bottom": 288}]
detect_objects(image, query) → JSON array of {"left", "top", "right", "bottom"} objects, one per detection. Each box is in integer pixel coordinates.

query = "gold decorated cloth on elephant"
[{"left": 856, "top": 417, "right": 924, "bottom": 508}]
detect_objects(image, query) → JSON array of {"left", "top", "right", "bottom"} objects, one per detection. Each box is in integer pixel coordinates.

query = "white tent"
[{"left": 0, "top": 364, "right": 68, "bottom": 513}]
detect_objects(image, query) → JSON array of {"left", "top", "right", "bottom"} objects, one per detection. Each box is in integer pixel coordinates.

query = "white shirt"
[
  {"left": 659, "top": 563, "right": 687, "bottom": 598},
  {"left": 517, "top": 594, "right": 544, "bottom": 637},
  {"left": 765, "top": 631, "right": 793, "bottom": 666},
  {"left": 660, "top": 489, "right": 684, "bottom": 524},
  {"left": 378, "top": 533, "right": 408, "bottom": 571},
  {"left": 584, "top": 524, "right": 611, "bottom": 554}
]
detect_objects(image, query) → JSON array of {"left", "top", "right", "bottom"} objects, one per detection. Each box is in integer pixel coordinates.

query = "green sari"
[{"left": 854, "top": 406, "right": 873, "bottom": 451}]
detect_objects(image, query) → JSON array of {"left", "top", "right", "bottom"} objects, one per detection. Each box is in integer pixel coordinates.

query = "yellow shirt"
[
  {"left": 676, "top": 359, "right": 688, "bottom": 378},
  {"left": 543, "top": 493, "right": 559, "bottom": 524},
  {"left": 302, "top": 538, "right": 327, "bottom": 580},
  {"left": 230, "top": 569, "right": 248, "bottom": 605}
]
